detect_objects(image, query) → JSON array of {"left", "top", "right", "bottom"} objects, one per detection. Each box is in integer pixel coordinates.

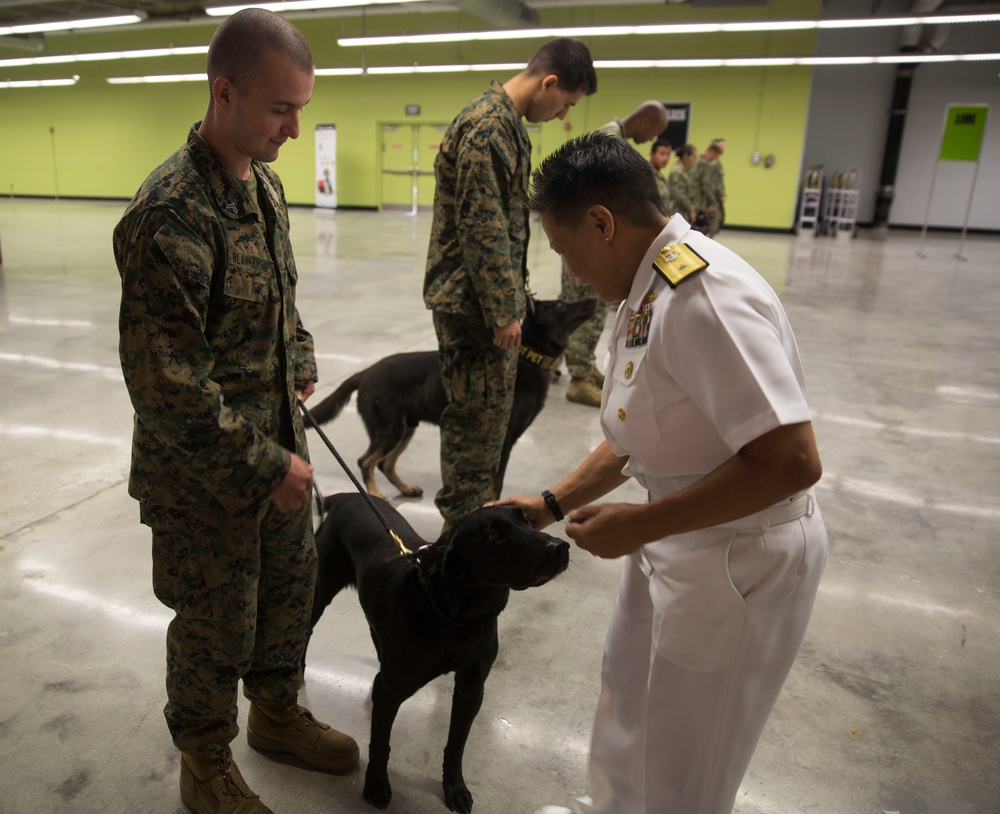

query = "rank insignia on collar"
[
  {"left": 224, "top": 201, "right": 239, "bottom": 215},
  {"left": 653, "top": 243, "right": 708, "bottom": 288}
]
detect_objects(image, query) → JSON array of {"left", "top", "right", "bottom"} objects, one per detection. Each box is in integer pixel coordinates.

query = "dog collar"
[{"left": 518, "top": 344, "right": 560, "bottom": 371}]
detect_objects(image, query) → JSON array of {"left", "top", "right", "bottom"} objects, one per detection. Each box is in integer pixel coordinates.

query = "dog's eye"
[{"left": 487, "top": 528, "right": 503, "bottom": 544}]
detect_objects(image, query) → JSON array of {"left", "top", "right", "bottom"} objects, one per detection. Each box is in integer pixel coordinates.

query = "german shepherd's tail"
[{"left": 308, "top": 371, "right": 364, "bottom": 425}]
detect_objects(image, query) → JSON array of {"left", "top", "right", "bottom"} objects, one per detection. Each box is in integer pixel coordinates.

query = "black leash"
[{"left": 297, "top": 397, "right": 414, "bottom": 559}]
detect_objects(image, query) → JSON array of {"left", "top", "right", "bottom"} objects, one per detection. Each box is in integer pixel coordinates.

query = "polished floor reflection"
[{"left": 1, "top": 198, "right": 997, "bottom": 814}]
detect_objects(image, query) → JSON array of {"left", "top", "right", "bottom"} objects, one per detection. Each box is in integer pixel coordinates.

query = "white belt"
[{"left": 716, "top": 490, "right": 815, "bottom": 530}]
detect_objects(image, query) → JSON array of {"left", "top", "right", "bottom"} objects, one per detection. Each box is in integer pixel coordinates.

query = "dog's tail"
[{"left": 308, "top": 372, "right": 363, "bottom": 425}]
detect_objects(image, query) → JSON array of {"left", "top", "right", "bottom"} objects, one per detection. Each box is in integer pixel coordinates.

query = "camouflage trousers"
[
  {"left": 432, "top": 310, "right": 518, "bottom": 526},
  {"left": 150, "top": 499, "right": 316, "bottom": 754},
  {"left": 560, "top": 261, "right": 610, "bottom": 379}
]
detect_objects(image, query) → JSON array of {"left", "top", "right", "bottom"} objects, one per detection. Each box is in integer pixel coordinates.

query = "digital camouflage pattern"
[
  {"left": 654, "top": 169, "right": 671, "bottom": 213},
  {"left": 115, "top": 124, "right": 317, "bottom": 526},
  {"left": 423, "top": 79, "right": 531, "bottom": 329},
  {"left": 433, "top": 312, "right": 518, "bottom": 525},
  {"left": 424, "top": 80, "right": 530, "bottom": 523},
  {"left": 697, "top": 154, "right": 726, "bottom": 237},
  {"left": 114, "top": 124, "right": 318, "bottom": 752},
  {"left": 668, "top": 161, "right": 706, "bottom": 223}
]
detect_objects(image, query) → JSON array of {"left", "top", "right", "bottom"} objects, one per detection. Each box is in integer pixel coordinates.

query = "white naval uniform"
[{"left": 575, "top": 216, "right": 828, "bottom": 814}]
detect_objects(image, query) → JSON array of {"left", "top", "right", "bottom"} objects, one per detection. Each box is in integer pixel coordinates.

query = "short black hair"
[
  {"left": 675, "top": 143, "right": 697, "bottom": 159},
  {"left": 525, "top": 37, "right": 598, "bottom": 95},
  {"left": 651, "top": 138, "right": 672, "bottom": 153},
  {"left": 207, "top": 8, "right": 313, "bottom": 89},
  {"left": 528, "top": 132, "right": 666, "bottom": 226}
]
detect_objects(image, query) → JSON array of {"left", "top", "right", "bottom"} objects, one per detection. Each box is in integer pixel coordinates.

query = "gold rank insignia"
[{"left": 652, "top": 243, "right": 708, "bottom": 288}]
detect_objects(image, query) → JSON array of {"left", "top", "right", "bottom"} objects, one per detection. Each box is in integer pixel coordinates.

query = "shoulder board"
[{"left": 652, "top": 243, "right": 709, "bottom": 289}]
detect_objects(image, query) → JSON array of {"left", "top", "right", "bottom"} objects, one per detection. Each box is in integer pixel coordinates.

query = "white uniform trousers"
[{"left": 572, "top": 495, "right": 827, "bottom": 814}]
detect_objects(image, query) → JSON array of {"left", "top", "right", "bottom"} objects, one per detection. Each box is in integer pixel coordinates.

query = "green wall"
[{"left": 0, "top": 0, "right": 818, "bottom": 229}]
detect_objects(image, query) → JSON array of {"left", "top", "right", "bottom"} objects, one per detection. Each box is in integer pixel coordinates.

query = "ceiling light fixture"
[
  {"left": 0, "top": 45, "right": 207, "bottom": 69},
  {"left": 0, "top": 13, "right": 146, "bottom": 36},
  {"left": 2, "top": 77, "right": 78, "bottom": 88},
  {"left": 337, "top": 13, "right": 1000, "bottom": 47},
  {"left": 205, "top": 0, "right": 429, "bottom": 17},
  {"left": 105, "top": 52, "right": 1000, "bottom": 83}
]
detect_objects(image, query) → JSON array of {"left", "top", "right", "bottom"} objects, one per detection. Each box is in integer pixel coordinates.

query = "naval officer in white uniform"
[{"left": 497, "top": 132, "right": 828, "bottom": 814}]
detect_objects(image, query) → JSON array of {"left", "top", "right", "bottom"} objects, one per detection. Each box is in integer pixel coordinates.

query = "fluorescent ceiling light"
[
  {"left": 0, "top": 46, "right": 207, "bottom": 69},
  {"left": 0, "top": 13, "right": 145, "bottom": 36},
  {"left": 105, "top": 52, "right": 1000, "bottom": 83},
  {"left": 2, "top": 77, "right": 78, "bottom": 88},
  {"left": 106, "top": 73, "right": 206, "bottom": 84},
  {"left": 206, "top": 0, "right": 428, "bottom": 16},
  {"left": 337, "top": 13, "right": 1000, "bottom": 46}
]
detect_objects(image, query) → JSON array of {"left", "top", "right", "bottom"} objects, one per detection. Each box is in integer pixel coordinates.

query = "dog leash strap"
[{"left": 297, "top": 398, "right": 414, "bottom": 558}]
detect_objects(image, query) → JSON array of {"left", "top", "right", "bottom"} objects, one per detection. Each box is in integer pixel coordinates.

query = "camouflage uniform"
[
  {"left": 668, "top": 161, "right": 705, "bottom": 226},
  {"left": 114, "top": 124, "right": 318, "bottom": 755},
  {"left": 424, "top": 80, "right": 529, "bottom": 524},
  {"left": 697, "top": 154, "right": 726, "bottom": 237},
  {"left": 654, "top": 169, "right": 671, "bottom": 213},
  {"left": 558, "top": 118, "right": 624, "bottom": 379}
]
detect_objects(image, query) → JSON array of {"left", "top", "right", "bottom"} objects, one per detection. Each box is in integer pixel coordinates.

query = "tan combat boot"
[
  {"left": 567, "top": 376, "right": 602, "bottom": 407},
  {"left": 247, "top": 701, "right": 359, "bottom": 774},
  {"left": 589, "top": 364, "right": 606, "bottom": 388},
  {"left": 180, "top": 749, "right": 273, "bottom": 814}
]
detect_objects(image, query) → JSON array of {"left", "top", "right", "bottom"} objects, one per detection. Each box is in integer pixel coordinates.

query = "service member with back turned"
[
  {"left": 424, "top": 37, "right": 597, "bottom": 530},
  {"left": 114, "top": 9, "right": 357, "bottom": 814},
  {"left": 497, "top": 132, "right": 829, "bottom": 814}
]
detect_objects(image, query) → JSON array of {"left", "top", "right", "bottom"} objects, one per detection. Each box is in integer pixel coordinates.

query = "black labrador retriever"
[
  {"left": 307, "top": 492, "right": 570, "bottom": 813},
  {"left": 306, "top": 296, "right": 598, "bottom": 500}
]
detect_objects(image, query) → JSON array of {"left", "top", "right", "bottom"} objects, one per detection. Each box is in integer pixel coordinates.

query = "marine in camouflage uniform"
[
  {"left": 669, "top": 146, "right": 706, "bottom": 229},
  {"left": 424, "top": 80, "right": 530, "bottom": 526},
  {"left": 115, "top": 123, "right": 319, "bottom": 755},
  {"left": 697, "top": 141, "right": 726, "bottom": 237}
]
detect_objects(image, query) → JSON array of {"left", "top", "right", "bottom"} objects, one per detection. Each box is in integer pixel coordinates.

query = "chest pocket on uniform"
[
  {"left": 605, "top": 349, "right": 661, "bottom": 453},
  {"left": 224, "top": 254, "right": 276, "bottom": 303}
]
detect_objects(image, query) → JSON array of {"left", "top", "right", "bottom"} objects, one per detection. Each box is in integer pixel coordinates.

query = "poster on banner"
[
  {"left": 938, "top": 105, "right": 989, "bottom": 162},
  {"left": 315, "top": 123, "right": 337, "bottom": 208},
  {"left": 662, "top": 102, "right": 691, "bottom": 149}
]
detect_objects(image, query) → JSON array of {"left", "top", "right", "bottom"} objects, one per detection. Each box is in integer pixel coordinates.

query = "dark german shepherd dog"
[{"left": 308, "top": 296, "right": 598, "bottom": 499}]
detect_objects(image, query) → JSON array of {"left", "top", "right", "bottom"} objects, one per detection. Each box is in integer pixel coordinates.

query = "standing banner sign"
[
  {"left": 662, "top": 102, "right": 691, "bottom": 149},
  {"left": 919, "top": 104, "right": 990, "bottom": 259},
  {"left": 315, "top": 124, "right": 337, "bottom": 209}
]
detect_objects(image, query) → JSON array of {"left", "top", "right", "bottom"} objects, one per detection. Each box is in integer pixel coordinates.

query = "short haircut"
[
  {"left": 706, "top": 138, "right": 725, "bottom": 153},
  {"left": 676, "top": 143, "right": 697, "bottom": 159},
  {"left": 651, "top": 138, "right": 672, "bottom": 153},
  {"left": 207, "top": 8, "right": 314, "bottom": 89},
  {"left": 527, "top": 131, "right": 665, "bottom": 227},
  {"left": 525, "top": 37, "right": 598, "bottom": 96}
]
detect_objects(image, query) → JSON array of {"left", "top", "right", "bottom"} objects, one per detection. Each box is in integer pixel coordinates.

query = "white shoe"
[{"left": 534, "top": 798, "right": 592, "bottom": 814}]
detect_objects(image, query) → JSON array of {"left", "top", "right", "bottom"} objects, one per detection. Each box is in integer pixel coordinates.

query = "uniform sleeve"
[
  {"left": 116, "top": 207, "right": 288, "bottom": 514},
  {"left": 291, "top": 313, "right": 318, "bottom": 386},
  {"left": 452, "top": 124, "right": 522, "bottom": 329},
  {"left": 661, "top": 267, "right": 812, "bottom": 454}
]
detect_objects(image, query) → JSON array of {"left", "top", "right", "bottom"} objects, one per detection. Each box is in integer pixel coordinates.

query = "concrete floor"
[{"left": 0, "top": 198, "right": 997, "bottom": 814}]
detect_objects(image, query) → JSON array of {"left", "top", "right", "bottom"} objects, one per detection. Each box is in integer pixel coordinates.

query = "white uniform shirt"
[{"left": 600, "top": 216, "right": 812, "bottom": 501}]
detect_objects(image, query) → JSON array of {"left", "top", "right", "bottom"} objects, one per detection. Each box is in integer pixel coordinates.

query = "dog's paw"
[
  {"left": 399, "top": 484, "right": 423, "bottom": 498},
  {"left": 443, "top": 780, "right": 473, "bottom": 814},
  {"left": 363, "top": 774, "right": 392, "bottom": 809}
]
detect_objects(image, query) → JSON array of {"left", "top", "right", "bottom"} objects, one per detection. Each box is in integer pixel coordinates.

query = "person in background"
[
  {"left": 114, "top": 10, "right": 358, "bottom": 813},
  {"left": 498, "top": 132, "right": 828, "bottom": 814},
  {"left": 667, "top": 143, "right": 705, "bottom": 229},
  {"left": 561, "top": 101, "right": 670, "bottom": 408},
  {"left": 423, "top": 38, "right": 598, "bottom": 529},
  {"left": 649, "top": 137, "right": 672, "bottom": 213},
  {"left": 697, "top": 138, "right": 727, "bottom": 237}
]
